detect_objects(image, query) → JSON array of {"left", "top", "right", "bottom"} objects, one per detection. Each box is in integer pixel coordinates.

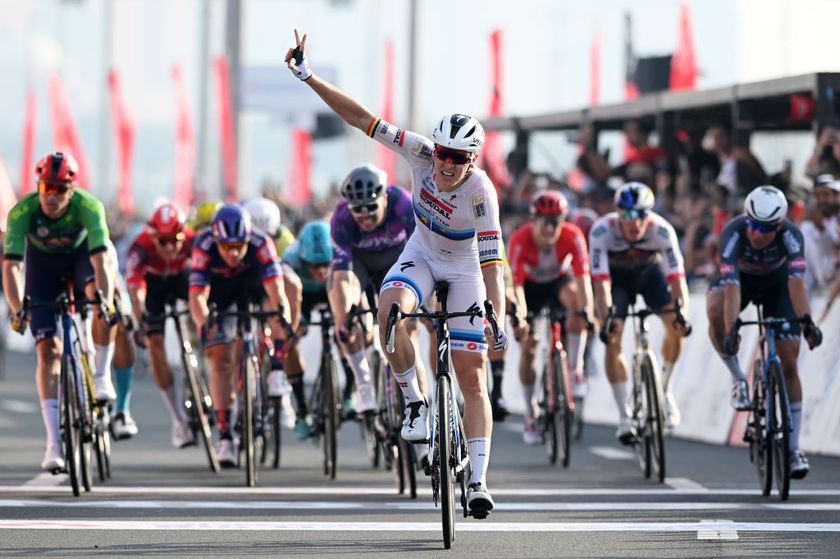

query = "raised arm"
[{"left": 285, "top": 29, "right": 375, "bottom": 132}]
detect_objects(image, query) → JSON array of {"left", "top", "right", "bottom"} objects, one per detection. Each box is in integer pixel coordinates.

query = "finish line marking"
[
  {"left": 697, "top": 519, "right": 739, "bottom": 540},
  {"left": 5, "top": 485, "right": 840, "bottom": 497},
  {"left": 1, "top": 499, "right": 839, "bottom": 512},
  {"left": 0, "top": 520, "right": 838, "bottom": 532},
  {"left": 588, "top": 446, "right": 635, "bottom": 461}
]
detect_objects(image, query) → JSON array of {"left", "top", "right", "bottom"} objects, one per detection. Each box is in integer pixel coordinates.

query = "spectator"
[
  {"left": 806, "top": 126, "right": 840, "bottom": 178},
  {"left": 801, "top": 175, "right": 840, "bottom": 295},
  {"left": 707, "top": 124, "right": 768, "bottom": 203},
  {"left": 578, "top": 120, "right": 670, "bottom": 185}
]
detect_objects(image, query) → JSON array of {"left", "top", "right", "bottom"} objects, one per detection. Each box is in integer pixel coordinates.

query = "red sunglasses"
[
  {"left": 433, "top": 146, "right": 472, "bottom": 165},
  {"left": 38, "top": 180, "right": 72, "bottom": 196}
]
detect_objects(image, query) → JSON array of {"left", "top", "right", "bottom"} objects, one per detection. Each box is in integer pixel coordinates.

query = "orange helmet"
[
  {"left": 148, "top": 203, "right": 187, "bottom": 237},
  {"left": 35, "top": 152, "right": 79, "bottom": 184}
]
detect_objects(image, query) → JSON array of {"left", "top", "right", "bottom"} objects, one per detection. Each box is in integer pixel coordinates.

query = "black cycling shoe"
[
  {"left": 467, "top": 483, "right": 494, "bottom": 519},
  {"left": 491, "top": 398, "right": 509, "bottom": 422}
]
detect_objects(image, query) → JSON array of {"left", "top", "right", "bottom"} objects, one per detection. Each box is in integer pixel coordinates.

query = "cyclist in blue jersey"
[
  {"left": 708, "top": 186, "right": 822, "bottom": 479},
  {"left": 188, "top": 204, "right": 292, "bottom": 467}
]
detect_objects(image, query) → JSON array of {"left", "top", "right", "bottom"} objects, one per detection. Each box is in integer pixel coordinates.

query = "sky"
[{"left": 0, "top": 0, "right": 835, "bottom": 216}]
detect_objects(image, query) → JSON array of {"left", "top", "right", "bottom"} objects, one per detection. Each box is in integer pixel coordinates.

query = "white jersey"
[
  {"left": 588, "top": 211, "right": 685, "bottom": 281},
  {"left": 366, "top": 117, "right": 503, "bottom": 269}
]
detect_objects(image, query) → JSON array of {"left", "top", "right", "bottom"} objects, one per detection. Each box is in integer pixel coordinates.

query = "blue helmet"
[
  {"left": 212, "top": 204, "right": 252, "bottom": 244},
  {"left": 298, "top": 221, "right": 333, "bottom": 265}
]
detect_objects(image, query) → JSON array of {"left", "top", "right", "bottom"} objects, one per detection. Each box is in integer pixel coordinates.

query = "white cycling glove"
[
  {"left": 491, "top": 328, "right": 508, "bottom": 352},
  {"left": 288, "top": 47, "right": 312, "bottom": 81}
]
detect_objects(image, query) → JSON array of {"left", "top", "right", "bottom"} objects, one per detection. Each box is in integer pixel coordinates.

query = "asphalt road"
[{"left": 2, "top": 348, "right": 840, "bottom": 558}]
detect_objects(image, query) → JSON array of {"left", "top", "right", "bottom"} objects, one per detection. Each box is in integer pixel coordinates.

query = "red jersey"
[
  {"left": 125, "top": 227, "right": 194, "bottom": 289},
  {"left": 508, "top": 222, "right": 590, "bottom": 286}
]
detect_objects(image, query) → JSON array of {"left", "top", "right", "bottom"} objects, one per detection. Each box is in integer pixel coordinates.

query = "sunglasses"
[
  {"left": 537, "top": 216, "right": 561, "bottom": 228},
  {"left": 350, "top": 202, "right": 379, "bottom": 215},
  {"left": 38, "top": 180, "right": 72, "bottom": 196},
  {"left": 433, "top": 146, "right": 472, "bottom": 165},
  {"left": 746, "top": 219, "right": 779, "bottom": 234},
  {"left": 154, "top": 232, "right": 186, "bottom": 247},
  {"left": 619, "top": 209, "right": 649, "bottom": 221},
  {"left": 218, "top": 241, "right": 247, "bottom": 252},
  {"left": 305, "top": 261, "right": 330, "bottom": 270}
]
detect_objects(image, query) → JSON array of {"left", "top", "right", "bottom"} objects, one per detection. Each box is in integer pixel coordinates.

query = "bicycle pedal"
[{"left": 470, "top": 510, "right": 490, "bottom": 520}]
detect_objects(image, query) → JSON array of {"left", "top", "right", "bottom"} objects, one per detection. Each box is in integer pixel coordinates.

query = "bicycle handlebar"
[{"left": 384, "top": 300, "right": 499, "bottom": 354}]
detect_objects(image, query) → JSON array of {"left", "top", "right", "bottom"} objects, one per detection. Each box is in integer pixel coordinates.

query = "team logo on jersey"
[
  {"left": 192, "top": 250, "right": 210, "bottom": 270},
  {"left": 782, "top": 230, "right": 801, "bottom": 254},
  {"left": 393, "top": 129, "right": 404, "bottom": 146},
  {"left": 399, "top": 261, "right": 415, "bottom": 272},
  {"left": 477, "top": 230, "right": 500, "bottom": 243},
  {"left": 657, "top": 226, "right": 670, "bottom": 239},
  {"left": 420, "top": 188, "right": 453, "bottom": 219},
  {"left": 466, "top": 302, "right": 481, "bottom": 325},
  {"left": 591, "top": 225, "right": 607, "bottom": 238},
  {"left": 479, "top": 249, "right": 498, "bottom": 259},
  {"left": 36, "top": 227, "right": 49, "bottom": 238},
  {"left": 377, "top": 122, "right": 390, "bottom": 136},
  {"left": 472, "top": 195, "right": 486, "bottom": 219},
  {"left": 413, "top": 143, "right": 433, "bottom": 160},
  {"left": 721, "top": 232, "right": 739, "bottom": 259}
]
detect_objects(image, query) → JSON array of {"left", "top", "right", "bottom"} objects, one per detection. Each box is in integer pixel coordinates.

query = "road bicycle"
[
  {"left": 733, "top": 309, "right": 807, "bottom": 501},
  {"left": 385, "top": 281, "right": 502, "bottom": 549},
  {"left": 144, "top": 297, "right": 219, "bottom": 473}
]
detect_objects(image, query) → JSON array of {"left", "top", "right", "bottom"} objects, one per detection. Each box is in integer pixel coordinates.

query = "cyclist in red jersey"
[
  {"left": 507, "top": 192, "right": 593, "bottom": 444},
  {"left": 126, "top": 203, "right": 196, "bottom": 448}
]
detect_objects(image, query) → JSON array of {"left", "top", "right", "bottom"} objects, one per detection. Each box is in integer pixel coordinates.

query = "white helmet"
[
  {"left": 744, "top": 185, "right": 788, "bottom": 225},
  {"left": 614, "top": 181, "right": 655, "bottom": 211},
  {"left": 431, "top": 114, "right": 485, "bottom": 153},
  {"left": 243, "top": 197, "right": 281, "bottom": 237}
]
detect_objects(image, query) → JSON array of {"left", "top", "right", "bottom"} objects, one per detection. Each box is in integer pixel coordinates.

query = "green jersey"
[{"left": 4, "top": 190, "right": 109, "bottom": 260}]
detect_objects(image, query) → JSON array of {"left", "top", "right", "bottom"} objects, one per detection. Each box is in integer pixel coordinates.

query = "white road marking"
[
  {"left": 0, "top": 399, "right": 38, "bottom": 414},
  {"left": 21, "top": 473, "right": 67, "bottom": 488},
  {"left": 666, "top": 478, "right": 708, "bottom": 491},
  {"left": 0, "top": 520, "right": 838, "bottom": 532},
  {"left": 4, "top": 485, "right": 840, "bottom": 497},
  {"left": 588, "top": 446, "right": 635, "bottom": 460},
  {"left": 697, "top": 519, "right": 739, "bottom": 540},
  {"left": 0, "top": 499, "right": 837, "bottom": 512}
]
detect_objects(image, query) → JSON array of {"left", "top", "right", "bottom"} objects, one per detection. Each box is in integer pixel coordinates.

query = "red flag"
[
  {"left": 481, "top": 29, "right": 510, "bottom": 189},
  {"left": 47, "top": 74, "right": 91, "bottom": 190},
  {"left": 0, "top": 156, "right": 18, "bottom": 231},
  {"left": 172, "top": 65, "right": 196, "bottom": 210},
  {"left": 214, "top": 56, "right": 238, "bottom": 202},
  {"left": 669, "top": 1, "right": 698, "bottom": 91},
  {"left": 789, "top": 94, "right": 816, "bottom": 123},
  {"left": 589, "top": 30, "right": 601, "bottom": 106},
  {"left": 376, "top": 41, "right": 396, "bottom": 183},
  {"left": 19, "top": 88, "right": 37, "bottom": 196},
  {"left": 287, "top": 128, "right": 311, "bottom": 207},
  {"left": 107, "top": 70, "right": 136, "bottom": 218}
]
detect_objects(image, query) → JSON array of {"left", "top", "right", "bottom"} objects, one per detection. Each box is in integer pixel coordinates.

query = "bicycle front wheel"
[
  {"left": 61, "top": 355, "right": 81, "bottom": 497},
  {"left": 749, "top": 361, "right": 772, "bottom": 496},
  {"left": 554, "top": 350, "right": 572, "bottom": 468},
  {"left": 320, "top": 356, "right": 340, "bottom": 480},
  {"left": 437, "top": 377, "right": 455, "bottom": 549},
  {"left": 540, "top": 362, "right": 557, "bottom": 465},
  {"left": 243, "top": 354, "right": 258, "bottom": 487},
  {"left": 768, "top": 360, "right": 791, "bottom": 501},
  {"left": 641, "top": 354, "right": 666, "bottom": 483},
  {"left": 95, "top": 408, "right": 111, "bottom": 481},
  {"left": 183, "top": 346, "right": 220, "bottom": 473}
]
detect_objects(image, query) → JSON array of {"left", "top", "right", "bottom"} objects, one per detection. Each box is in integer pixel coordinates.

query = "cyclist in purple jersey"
[{"left": 328, "top": 164, "right": 428, "bottom": 417}]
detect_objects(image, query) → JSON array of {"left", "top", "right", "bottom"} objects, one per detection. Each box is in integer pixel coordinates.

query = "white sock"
[
  {"left": 662, "top": 362, "right": 675, "bottom": 392},
  {"left": 790, "top": 401, "right": 803, "bottom": 454},
  {"left": 393, "top": 365, "right": 423, "bottom": 403},
  {"left": 161, "top": 384, "right": 185, "bottom": 424},
  {"left": 348, "top": 350, "right": 373, "bottom": 388},
  {"left": 521, "top": 383, "right": 535, "bottom": 418},
  {"left": 40, "top": 399, "right": 60, "bottom": 446},
  {"left": 94, "top": 343, "right": 115, "bottom": 380},
  {"left": 467, "top": 437, "right": 491, "bottom": 486},
  {"left": 610, "top": 381, "right": 629, "bottom": 420},
  {"left": 719, "top": 352, "right": 746, "bottom": 382},
  {"left": 566, "top": 332, "right": 587, "bottom": 377}
]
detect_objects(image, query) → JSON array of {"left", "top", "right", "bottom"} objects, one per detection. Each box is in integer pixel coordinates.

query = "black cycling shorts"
[
  {"left": 144, "top": 273, "right": 190, "bottom": 335},
  {"left": 610, "top": 265, "right": 671, "bottom": 319}
]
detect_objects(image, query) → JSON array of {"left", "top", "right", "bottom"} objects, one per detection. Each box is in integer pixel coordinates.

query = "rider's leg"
[
  {"left": 706, "top": 287, "right": 746, "bottom": 382},
  {"left": 452, "top": 350, "right": 492, "bottom": 486},
  {"left": 604, "top": 318, "right": 629, "bottom": 416},
  {"left": 86, "top": 282, "right": 117, "bottom": 399},
  {"left": 560, "top": 281, "right": 588, "bottom": 384},
  {"left": 113, "top": 323, "right": 135, "bottom": 416},
  {"left": 406, "top": 319, "right": 428, "bottom": 396},
  {"left": 36, "top": 337, "right": 62, "bottom": 449},
  {"left": 778, "top": 338, "right": 803, "bottom": 451},
  {"left": 147, "top": 333, "right": 186, "bottom": 425},
  {"left": 284, "top": 337, "right": 308, "bottom": 418},
  {"left": 378, "top": 286, "right": 424, "bottom": 403},
  {"left": 206, "top": 342, "right": 234, "bottom": 439}
]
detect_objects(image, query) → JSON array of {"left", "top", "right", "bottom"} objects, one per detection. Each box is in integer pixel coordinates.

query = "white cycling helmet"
[
  {"left": 431, "top": 114, "right": 485, "bottom": 153},
  {"left": 342, "top": 163, "right": 387, "bottom": 204},
  {"left": 614, "top": 181, "right": 655, "bottom": 211},
  {"left": 243, "top": 197, "right": 282, "bottom": 237},
  {"left": 744, "top": 185, "right": 788, "bottom": 225}
]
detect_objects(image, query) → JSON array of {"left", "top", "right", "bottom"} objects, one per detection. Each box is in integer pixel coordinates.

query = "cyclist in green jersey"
[{"left": 2, "top": 152, "right": 118, "bottom": 473}]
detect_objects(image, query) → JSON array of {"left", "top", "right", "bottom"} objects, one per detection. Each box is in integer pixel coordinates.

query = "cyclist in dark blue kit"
[{"left": 707, "top": 186, "right": 822, "bottom": 479}]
